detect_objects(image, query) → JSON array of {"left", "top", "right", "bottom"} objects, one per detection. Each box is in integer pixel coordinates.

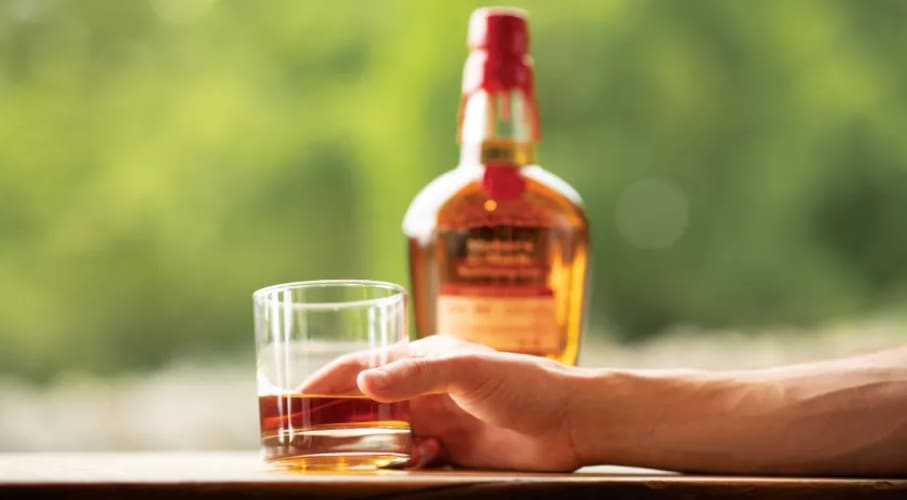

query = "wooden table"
[{"left": 1, "top": 452, "right": 904, "bottom": 498}]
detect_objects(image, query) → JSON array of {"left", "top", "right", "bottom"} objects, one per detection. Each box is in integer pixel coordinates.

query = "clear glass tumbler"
[{"left": 253, "top": 280, "right": 411, "bottom": 470}]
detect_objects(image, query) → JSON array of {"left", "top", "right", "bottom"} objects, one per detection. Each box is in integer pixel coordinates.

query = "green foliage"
[{"left": 1, "top": 0, "right": 906, "bottom": 379}]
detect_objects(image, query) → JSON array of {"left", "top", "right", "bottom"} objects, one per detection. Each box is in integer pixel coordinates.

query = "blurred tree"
[{"left": 1, "top": 0, "right": 906, "bottom": 379}]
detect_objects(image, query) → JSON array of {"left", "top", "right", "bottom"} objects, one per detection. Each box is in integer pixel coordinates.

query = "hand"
[{"left": 301, "top": 336, "right": 584, "bottom": 471}]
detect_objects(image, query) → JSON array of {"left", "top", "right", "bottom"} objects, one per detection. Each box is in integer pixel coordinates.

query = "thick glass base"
[
  {"left": 262, "top": 425, "right": 411, "bottom": 471},
  {"left": 270, "top": 452, "right": 410, "bottom": 471}
]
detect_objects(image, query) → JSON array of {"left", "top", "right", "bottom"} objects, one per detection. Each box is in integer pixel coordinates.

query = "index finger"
[{"left": 297, "top": 342, "right": 409, "bottom": 395}]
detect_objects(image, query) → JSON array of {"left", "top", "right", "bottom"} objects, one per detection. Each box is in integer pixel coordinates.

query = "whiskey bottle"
[{"left": 403, "top": 7, "right": 589, "bottom": 365}]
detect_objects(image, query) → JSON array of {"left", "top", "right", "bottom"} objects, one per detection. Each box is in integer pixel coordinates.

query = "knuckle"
[
  {"left": 401, "top": 357, "right": 431, "bottom": 381},
  {"left": 463, "top": 374, "right": 503, "bottom": 402},
  {"left": 450, "top": 354, "right": 502, "bottom": 399}
]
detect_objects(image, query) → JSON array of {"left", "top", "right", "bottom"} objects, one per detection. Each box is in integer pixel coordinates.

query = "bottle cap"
[
  {"left": 468, "top": 7, "right": 529, "bottom": 56},
  {"left": 458, "top": 6, "right": 540, "bottom": 148}
]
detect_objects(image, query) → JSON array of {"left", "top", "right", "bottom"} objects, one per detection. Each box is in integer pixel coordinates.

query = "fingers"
[
  {"left": 357, "top": 354, "right": 498, "bottom": 403},
  {"left": 297, "top": 335, "right": 497, "bottom": 396},
  {"left": 297, "top": 342, "right": 408, "bottom": 394},
  {"left": 404, "top": 437, "right": 446, "bottom": 469},
  {"left": 296, "top": 351, "right": 370, "bottom": 394}
]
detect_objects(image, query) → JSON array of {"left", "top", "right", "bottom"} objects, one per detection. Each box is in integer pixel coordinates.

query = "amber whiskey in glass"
[
  {"left": 258, "top": 394, "right": 410, "bottom": 469},
  {"left": 403, "top": 8, "right": 589, "bottom": 365}
]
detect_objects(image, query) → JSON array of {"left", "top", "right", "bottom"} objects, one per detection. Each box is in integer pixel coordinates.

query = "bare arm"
[
  {"left": 570, "top": 346, "right": 907, "bottom": 476},
  {"left": 332, "top": 337, "right": 907, "bottom": 474}
]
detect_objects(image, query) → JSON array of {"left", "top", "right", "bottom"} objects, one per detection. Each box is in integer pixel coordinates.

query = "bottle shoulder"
[
  {"left": 403, "top": 164, "right": 587, "bottom": 242},
  {"left": 521, "top": 165, "right": 584, "bottom": 208},
  {"left": 403, "top": 167, "right": 479, "bottom": 238}
]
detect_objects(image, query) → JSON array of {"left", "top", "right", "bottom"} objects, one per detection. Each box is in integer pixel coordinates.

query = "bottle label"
[
  {"left": 435, "top": 233, "right": 561, "bottom": 354},
  {"left": 437, "top": 286, "right": 560, "bottom": 353}
]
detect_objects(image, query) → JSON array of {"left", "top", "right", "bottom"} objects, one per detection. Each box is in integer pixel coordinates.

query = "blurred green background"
[{"left": 2, "top": 0, "right": 907, "bottom": 381}]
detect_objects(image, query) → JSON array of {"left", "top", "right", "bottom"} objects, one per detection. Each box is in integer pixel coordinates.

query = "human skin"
[{"left": 303, "top": 336, "right": 907, "bottom": 475}]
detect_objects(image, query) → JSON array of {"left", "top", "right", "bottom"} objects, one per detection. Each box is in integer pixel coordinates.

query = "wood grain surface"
[{"left": 1, "top": 452, "right": 904, "bottom": 499}]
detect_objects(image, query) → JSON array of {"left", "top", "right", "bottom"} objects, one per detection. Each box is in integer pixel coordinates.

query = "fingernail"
[{"left": 367, "top": 369, "right": 391, "bottom": 389}]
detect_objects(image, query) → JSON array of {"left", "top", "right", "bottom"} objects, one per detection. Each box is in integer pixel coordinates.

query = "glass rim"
[{"left": 252, "top": 279, "right": 407, "bottom": 310}]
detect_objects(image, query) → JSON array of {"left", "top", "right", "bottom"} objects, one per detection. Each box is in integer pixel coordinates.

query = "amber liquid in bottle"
[{"left": 404, "top": 8, "right": 589, "bottom": 365}]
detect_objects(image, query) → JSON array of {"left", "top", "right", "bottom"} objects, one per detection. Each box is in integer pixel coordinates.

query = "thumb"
[{"left": 356, "top": 355, "right": 496, "bottom": 402}]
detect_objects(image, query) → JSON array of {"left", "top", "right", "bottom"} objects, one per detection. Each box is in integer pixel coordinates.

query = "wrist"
[
  {"left": 564, "top": 368, "right": 645, "bottom": 466},
  {"left": 566, "top": 367, "right": 736, "bottom": 468}
]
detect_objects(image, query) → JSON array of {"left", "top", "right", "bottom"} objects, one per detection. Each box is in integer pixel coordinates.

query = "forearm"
[{"left": 569, "top": 347, "right": 907, "bottom": 476}]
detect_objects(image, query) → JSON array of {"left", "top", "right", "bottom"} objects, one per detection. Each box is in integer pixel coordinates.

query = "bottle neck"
[{"left": 457, "top": 50, "right": 540, "bottom": 167}]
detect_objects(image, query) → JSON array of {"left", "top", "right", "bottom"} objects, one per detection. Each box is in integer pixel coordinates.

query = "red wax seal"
[
  {"left": 461, "top": 7, "right": 537, "bottom": 120},
  {"left": 483, "top": 164, "right": 526, "bottom": 201},
  {"left": 468, "top": 7, "right": 529, "bottom": 56}
]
